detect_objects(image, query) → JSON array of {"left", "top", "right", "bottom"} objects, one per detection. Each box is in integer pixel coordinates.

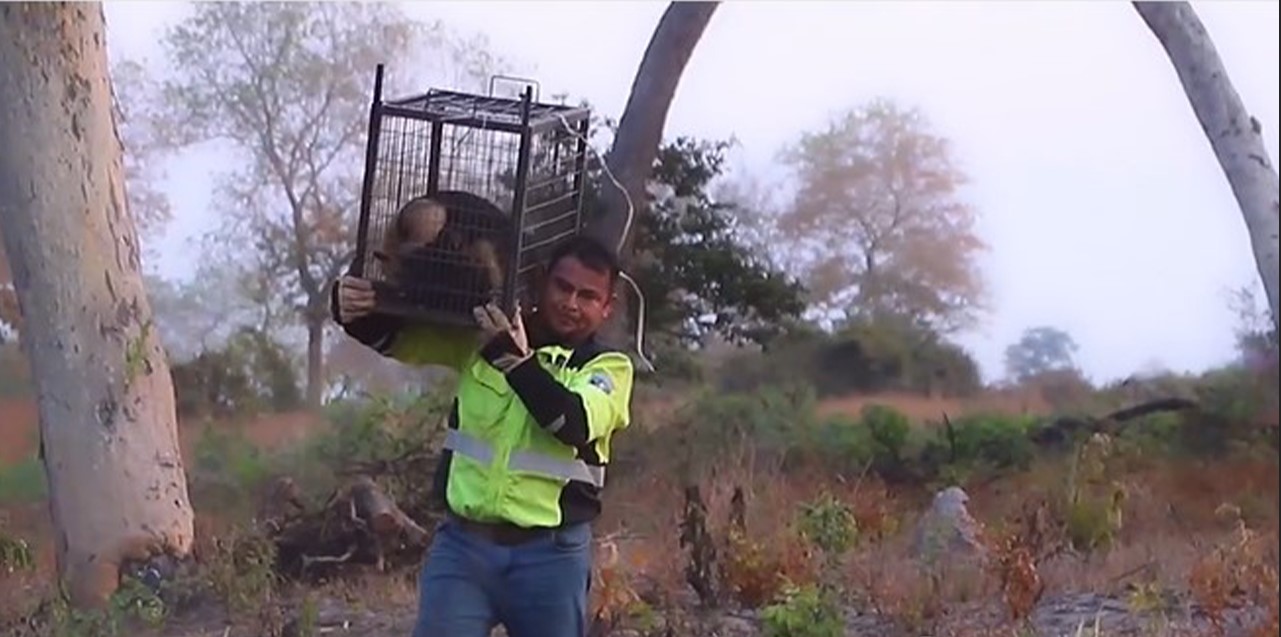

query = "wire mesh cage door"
[{"left": 351, "top": 65, "right": 593, "bottom": 329}]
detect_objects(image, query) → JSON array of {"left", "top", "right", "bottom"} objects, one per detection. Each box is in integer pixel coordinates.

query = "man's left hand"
[{"left": 474, "top": 302, "right": 532, "bottom": 373}]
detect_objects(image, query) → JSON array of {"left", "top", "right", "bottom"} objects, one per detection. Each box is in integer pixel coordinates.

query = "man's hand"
[
  {"left": 474, "top": 302, "right": 532, "bottom": 374},
  {"left": 336, "top": 276, "right": 377, "bottom": 324}
]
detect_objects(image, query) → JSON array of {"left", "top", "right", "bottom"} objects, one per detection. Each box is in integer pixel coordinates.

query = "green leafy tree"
[
  {"left": 581, "top": 127, "right": 806, "bottom": 351},
  {"left": 171, "top": 327, "right": 302, "bottom": 420},
  {"left": 1004, "top": 325, "right": 1080, "bottom": 382}
]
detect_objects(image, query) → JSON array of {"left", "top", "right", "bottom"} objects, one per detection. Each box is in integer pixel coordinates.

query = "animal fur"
[{"left": 374, "top": 190, "right": 512, "bottom": 311}]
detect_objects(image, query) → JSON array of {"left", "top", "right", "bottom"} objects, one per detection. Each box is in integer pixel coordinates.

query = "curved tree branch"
[
  {"left": 585, "top": 1, "right": 720, "bottom": 258},
  {"left": 1134, "top": 1, "right": 1280, "bottom": 330}
]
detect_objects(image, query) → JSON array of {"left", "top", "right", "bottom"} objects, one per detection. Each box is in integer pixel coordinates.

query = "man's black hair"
[{"left": 546, "top": 234, "right": 621, "bottom": 289}]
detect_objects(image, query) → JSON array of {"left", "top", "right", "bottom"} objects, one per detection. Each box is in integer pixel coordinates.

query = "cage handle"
[{"left": 489, "top": 75, "right": 540, "bottom": 102}]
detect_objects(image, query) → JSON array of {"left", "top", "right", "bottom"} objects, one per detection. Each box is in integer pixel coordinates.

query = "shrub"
[
  {"left": 203, "top": 526, "right": 279, "bottom": 616},
  {"left": 1115, "top": 412, "right": 1183, "bottom": 456},
  {"left": 0, "top": 456, "right": 47, "bottom": 504},
  {"left": 802, "top": 414, "right": 875, "bottom": 475},
  {"left": 311, "top": 389, "right": 452, "bottom": 469},
  {"left": 0, "top": 530, "right": 34, "bottom": 574},
  {"left": 796, "top": 492, "right": 858, "bottom": 556},
  {"left": 187, "top": 426, "right": 272, "bottom": 514},
  {"left": 0, "top": 343, "right": 31, "bottom": 398},
  {"left": 294, "top": 388, "right": 454, "bottom": 520},
  {"left": 861, "top": 405, "right": 912, "bottom": 475},
  {"left": 715, "top": 316, "right": 983, "bottom": 399},
  {"left": 948, "top": 413, "right": 1037, "bottom": 471},
  {"left": 719, "top": 529, "right": 816, "bottom": 610},
  {"left": 625, "top": 383, "right": 819, "bottom": 482},
  {"left": 170, "top": 327, "right": 301, "bottom": 421},
  {"left": 760, "top": 583, "right": 844, "bottom": 637}
]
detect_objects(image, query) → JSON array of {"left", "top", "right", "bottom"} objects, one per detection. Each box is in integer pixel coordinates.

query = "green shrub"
[
  {"left": 288, "top": 388, "right": 455, "bottom": 519},
  {"left": 0, "top": 343, "right": 32, "bottom": 398},
  {"left": 1180, "top": 366, "right": 1279, "bottom": 455},
  {"left": 681, "top": 384, "right": 816, "bottom": 454},
  {"left": 0, "top": 456, "right": 47, "bottom": 504},
  {"left": 187, "top": 426, "right": 272, "bottom": 512},
  {"left": 1065, "top": 494, "right": 1121, "bottom": 553},
  {"left": 1116, "top": 412, "right": 1183, "bottom": 456},
  {"left": 861, "top": 404, "right": 911, "bottom": 472},
  {"left": 803, "top": 414, "right": 875, "bottom": 474},
  {"left": 796, "top": 492, "right": 858, "bottom": 556},
  {"left": 170, "top": 327, "right": 301, "bottom": 421},
  {"left": 193, "top": 426, "right": 269, "bottom": 486},
  {"left": 760, "top": 583, "right": 844, "bottom": 637},
  {"left": 948, "top": 413, "right": 1036, "bottom": 471},
  {"left": 310, "top": 389, "right": 453, "bottom": 469},
  {"left": 715, "top": 316, "right": 983, "bottom": 399}
]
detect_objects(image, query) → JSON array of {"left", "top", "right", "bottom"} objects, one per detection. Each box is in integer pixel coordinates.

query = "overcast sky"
[{"left": 101, "top": 0, "right": 1280, "bottom": 385}]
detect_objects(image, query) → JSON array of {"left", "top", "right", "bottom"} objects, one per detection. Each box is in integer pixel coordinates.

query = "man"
[{"left": 330, "top": 235, "right": 634, "bottom": 637}]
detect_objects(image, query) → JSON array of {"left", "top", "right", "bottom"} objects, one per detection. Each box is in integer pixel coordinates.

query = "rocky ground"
[{"left": 113, "top": 590, "right": 1267, "bottom": 637}]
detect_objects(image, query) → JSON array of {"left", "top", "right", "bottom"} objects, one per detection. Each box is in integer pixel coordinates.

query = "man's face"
[{"left": 538, "top": 255, "right": 614, "bottom": 343}]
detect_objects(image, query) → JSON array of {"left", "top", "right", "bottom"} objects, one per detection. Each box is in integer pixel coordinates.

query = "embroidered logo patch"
[{"left": 588, "top": 372, "right": 614, "bottom": 395}]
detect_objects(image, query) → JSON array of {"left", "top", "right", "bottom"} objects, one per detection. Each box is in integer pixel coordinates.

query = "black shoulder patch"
[{"left": 567, "top": 337, "right": 623, "bottom": 370}]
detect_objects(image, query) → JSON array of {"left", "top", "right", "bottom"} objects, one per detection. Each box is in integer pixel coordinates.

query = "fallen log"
[
  {"left": 1028, "top": 397, "right": 1201, "bottom": 450},
  {"left": 262, "top": 474, "right": 436, "bottom": 582},
  {"left": 1103, "top": 397, "right": 1199, "bottom": 422}
]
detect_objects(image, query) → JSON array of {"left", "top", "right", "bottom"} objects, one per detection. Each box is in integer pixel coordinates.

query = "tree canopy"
[
  {"left": 777, "top": 98, "right": 988, "bottom": 335},
  {"left": 577, "top": 120, "right": 807, "bottom": 352},
  {"left": 1004, "top": 325, "right": 1081, "bottom": 383},
  {"left": 625, "top": 136, "right": 807, "bottom": 347},
  {"left": 116, "top": 1, "right": 509, "bottom": 404}
]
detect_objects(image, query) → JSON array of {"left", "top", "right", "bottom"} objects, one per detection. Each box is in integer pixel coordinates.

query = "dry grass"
[
  {"left": 0, "top": 395, "right": 327, "bottom": 468},
  {"left": 591, "top": 443, "right": 1280, "bottom": 635},
  {"left": 815, "top": 388, "right": 1052, "bottom": 424},
  {"left": 2, "top": 387, "right": 1278, "bottom": 636}
]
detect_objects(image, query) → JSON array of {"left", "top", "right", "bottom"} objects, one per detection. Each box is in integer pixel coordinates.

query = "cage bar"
[{"left": 351, "top": 64, "right": 593, "bottom": 329}]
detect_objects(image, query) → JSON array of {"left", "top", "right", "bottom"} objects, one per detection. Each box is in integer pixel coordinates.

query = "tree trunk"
[
  {"left": 585, "top": 1, "right": 719, "bottom": 352},
  {"left": 305, "top": 314, "right": 326, "bottom": 407},
  {"left": 0, "top": 2, "right": 194, "bottom": 609},
  {"left": 1134, "top": 1, "right": 1281, "bottom": 329}
]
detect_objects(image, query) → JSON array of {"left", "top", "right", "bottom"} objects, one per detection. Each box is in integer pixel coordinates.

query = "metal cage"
[{"left": 352, "top": 65, "right": 593, "bottom": 328}]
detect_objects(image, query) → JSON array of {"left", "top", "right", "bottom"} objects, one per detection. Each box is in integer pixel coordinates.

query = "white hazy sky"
[{"left": 101, "top": 0, "right": 1280, "bottom": 385}]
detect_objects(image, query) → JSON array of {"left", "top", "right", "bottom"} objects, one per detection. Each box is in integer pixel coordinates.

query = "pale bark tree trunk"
[
  {"left": 585, "top": 1, "right": 719, "bottom": 352},
  {"left": 0, "top": 2, "right": 194, "bottom": 609},
  {"left": 1134, "top": 1, "right": 1281, "bottom": 330}
]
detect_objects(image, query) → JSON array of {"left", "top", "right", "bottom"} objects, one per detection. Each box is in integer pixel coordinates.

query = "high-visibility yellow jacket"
[{"left": 333, "top": 294, "right": 634, "bottom": 529}]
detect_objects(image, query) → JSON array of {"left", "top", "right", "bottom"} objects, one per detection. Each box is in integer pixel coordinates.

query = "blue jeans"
[{"left": 411, "top": 517, "right": 593, "bottom": 637}]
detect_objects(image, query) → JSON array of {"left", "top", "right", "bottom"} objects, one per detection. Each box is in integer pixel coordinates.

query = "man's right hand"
[{"left": 336, "top": 276, "right": 376, "bottom": 324}]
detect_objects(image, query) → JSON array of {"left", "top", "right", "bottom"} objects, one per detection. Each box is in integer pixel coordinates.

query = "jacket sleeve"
[
  {"left": 329, "top": 278, "right": 477, "bottom": 371},
  {"left": 503, "top": 350, "right": 634, "bottom": 450}
]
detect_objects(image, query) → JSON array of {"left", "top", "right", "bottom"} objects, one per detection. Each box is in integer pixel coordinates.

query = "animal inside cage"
[{"left": 352, "top": 65, "right": 593, "bottom": 328}]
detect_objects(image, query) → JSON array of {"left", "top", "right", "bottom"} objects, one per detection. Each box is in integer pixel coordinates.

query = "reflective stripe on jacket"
[{"left": 333, "top": 294, "right": 634, "bottom": 529}]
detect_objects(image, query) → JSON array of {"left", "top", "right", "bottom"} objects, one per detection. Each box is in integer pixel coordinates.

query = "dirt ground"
[{"left": 0, "top": 398, "right": 38, "bottom": 465}]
